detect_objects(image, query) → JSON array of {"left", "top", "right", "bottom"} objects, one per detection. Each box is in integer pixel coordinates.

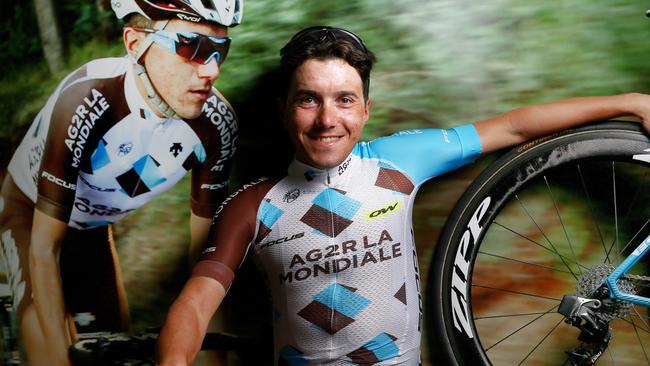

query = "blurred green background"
[{"left": 3, "top": 1, "right": 650, "bottom": 364}]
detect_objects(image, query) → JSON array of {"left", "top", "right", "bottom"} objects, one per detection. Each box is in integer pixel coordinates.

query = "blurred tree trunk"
[
  {"left": 34, "top": 0, "right": 65, "bottom": 74},
  {"left": 96, "top": 0, "right": 113, "bottom": 42}
]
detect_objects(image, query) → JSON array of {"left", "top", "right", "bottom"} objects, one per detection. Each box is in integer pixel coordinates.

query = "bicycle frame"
[{"left": 606, "top": 233, "right": 650, "bottom": 307}]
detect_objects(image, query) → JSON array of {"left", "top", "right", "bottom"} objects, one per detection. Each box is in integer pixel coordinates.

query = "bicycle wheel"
[{"left": 428, "top": 121, "right": 650, "bottom": 365}]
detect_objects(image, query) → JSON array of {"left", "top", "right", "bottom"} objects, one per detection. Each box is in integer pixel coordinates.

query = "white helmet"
[{"left": 111, "top": 0, "right": 243, "bottom": 27}]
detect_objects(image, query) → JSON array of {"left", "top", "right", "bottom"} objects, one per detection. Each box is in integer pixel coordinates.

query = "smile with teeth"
[{"left": 313, "top": 136, "right": 341, "bottom": 142}]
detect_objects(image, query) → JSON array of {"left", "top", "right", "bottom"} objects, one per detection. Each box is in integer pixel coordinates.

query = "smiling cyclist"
[{"left": 0, "top": 1, "right": 241, "bottom": 364}]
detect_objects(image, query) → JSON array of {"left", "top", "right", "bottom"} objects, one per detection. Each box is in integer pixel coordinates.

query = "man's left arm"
[{"left": 475, "top": 93, "right": 650, "bottom": 154}]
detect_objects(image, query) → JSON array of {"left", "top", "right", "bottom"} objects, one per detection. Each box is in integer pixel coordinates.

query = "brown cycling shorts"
[{"left": 0, "top": 175, "right": 128, "bottom": 332}]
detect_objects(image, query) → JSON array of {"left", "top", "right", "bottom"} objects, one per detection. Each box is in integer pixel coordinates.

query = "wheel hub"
[{"left": 575, "top": 263, "right": 636, "bottom": 321}]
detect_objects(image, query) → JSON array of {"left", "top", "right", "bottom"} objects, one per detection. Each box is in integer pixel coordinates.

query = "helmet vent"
[{"left": 200, "top": 0, "right": 216, "bottom": 11}]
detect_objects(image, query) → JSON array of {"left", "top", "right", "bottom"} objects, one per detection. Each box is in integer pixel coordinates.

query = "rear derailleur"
[{"left": 558, "top": 294, "right": 612, "bottom": 365}]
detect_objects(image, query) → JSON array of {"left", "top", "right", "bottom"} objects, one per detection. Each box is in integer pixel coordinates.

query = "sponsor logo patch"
[
  {"left": 117, "top": 142, "right": 133, "bottom": 156},
  {"left": 170, "top": 142, "right": 183, "bottom": 157},
  {"left": 365, "top": 200, "right": 402, "bottom": 220},
  {"left": 283, "top": 188, "right": 300, "bottom": 203}
]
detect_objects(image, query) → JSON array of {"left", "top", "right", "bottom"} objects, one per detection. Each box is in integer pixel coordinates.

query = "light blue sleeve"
[{"left": 356, "top": 124, "right": 482, "bottom": 186}]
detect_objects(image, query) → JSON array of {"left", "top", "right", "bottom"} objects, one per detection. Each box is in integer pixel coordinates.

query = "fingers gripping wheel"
[{"left": 111, "top": 0, "right": 243, "bottom": 27}]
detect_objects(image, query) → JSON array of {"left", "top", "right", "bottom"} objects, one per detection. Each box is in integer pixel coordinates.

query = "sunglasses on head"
[
  {"left": 135, "top": 28, "right": 231, "bottom": 65},
  {"left": 287, "top": 26, "right": 368, "bottom": 53}
]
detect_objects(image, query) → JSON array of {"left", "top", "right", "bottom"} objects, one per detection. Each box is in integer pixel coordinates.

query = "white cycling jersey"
[
  {"left": 8, "top": 56, "right": 237, "bottom": 229},
  {"left": 193, "top": 125, "right": 482, "bottom": 365}
]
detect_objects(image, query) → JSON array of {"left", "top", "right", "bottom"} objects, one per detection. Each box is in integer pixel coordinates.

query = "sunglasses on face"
[
  {"left": 287, "top": 26, "right": 368, "bottom": 53},
  {"left": 135, "top": 28, "right": 231, "bottom": 65}
]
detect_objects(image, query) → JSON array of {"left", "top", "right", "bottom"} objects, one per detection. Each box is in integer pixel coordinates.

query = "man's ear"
[
  {"left": 123, "top": 27, "right": 144, "bottom": 60},
  {"left": 363, "top": 98, "right": 372, "bottom": 124}
]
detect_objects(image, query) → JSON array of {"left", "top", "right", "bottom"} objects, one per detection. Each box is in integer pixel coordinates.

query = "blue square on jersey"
[
  {"left": 258, "top": 201, "right": 283, "bottom": 228},
  {"left": 313, "top": 283, "right": 370, "bottom": 319},
  {"left": 312, "top": 188, "right": 361, "bottom": 220}
]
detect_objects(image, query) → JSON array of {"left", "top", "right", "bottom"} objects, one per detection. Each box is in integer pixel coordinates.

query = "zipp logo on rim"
[{"left": 450, "top": 196, "right": 491, "bottom": 339}]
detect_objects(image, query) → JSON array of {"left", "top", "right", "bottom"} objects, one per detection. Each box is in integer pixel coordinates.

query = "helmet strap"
[{"left": 132, "top": 20, "right": 182, "bottom": 120}]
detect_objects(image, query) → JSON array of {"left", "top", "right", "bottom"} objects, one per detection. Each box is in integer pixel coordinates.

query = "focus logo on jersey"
[
  {"left": 79, "top": 174, "right": 116, "bottom": 192},
  {"left": 64, "top": 88, "right": 110, "bottom": 168},
  {"left": 41, "top": 171, "right": 76, "bottom": 190},
  {"left": 202, "top": 95, "right": 237, "bottom": 173},
  {"left": 260, "top": 232, "right": 304, "bottom": 249}
]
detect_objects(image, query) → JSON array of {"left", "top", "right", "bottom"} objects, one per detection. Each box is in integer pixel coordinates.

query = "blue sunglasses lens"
[{"left": 152, "top": 30, "right": 231, "bottom": 65}]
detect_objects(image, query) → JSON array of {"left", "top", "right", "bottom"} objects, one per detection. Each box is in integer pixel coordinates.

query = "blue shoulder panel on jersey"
[
  {"left": 353, "top": 124, "right": 482, "bottom": 186},
  {"left": 258, "top": 201, "right": 284, "bottom": 228}
]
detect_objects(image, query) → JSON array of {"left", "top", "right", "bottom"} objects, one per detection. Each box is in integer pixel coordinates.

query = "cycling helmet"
[{"left": 112, "top": 0, "right": 243, "bottom": 27}]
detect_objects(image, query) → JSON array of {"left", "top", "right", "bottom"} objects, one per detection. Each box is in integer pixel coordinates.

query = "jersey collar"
[
  {"left": 288, "top": 148, "right": 359, "bottom": 186},
  {"left": 124, "top": 60, "right": 166, "bottom": 123}
]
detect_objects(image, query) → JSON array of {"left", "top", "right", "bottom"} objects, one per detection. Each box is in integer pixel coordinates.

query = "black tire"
[{"left": 427, "top": 121, "right": 650, "bottom": 365}]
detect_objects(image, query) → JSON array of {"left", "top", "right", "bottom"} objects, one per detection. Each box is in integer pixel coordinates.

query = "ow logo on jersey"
[{"left": 365, "top": 200, "right": 402, "bottom": 220}]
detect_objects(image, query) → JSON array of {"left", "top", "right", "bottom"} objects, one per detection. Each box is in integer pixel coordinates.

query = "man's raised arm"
[{"left": 475, "top": 93, "right": 650, "bottom": 154}]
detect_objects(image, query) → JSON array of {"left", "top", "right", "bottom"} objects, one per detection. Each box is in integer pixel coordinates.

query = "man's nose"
[
  {"left": 197, "top": 58, "right": 220, "bottom": 82},
  {"left": 316, "top": 102, "right": 336, "bottom": 128}
]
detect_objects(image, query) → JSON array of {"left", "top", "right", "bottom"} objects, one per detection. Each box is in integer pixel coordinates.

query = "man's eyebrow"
[
  {"left": 293, "top": 89, "right": 318, "bottom": 96},
  {"left": 337, "top": 90, "right": 360, "bottom": 98}
]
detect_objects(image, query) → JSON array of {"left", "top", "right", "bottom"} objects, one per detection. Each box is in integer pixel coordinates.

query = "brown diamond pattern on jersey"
[
  {"left": 254, "top": 222, "right": 272, "bottom": 244},
  {"left": 347, "top": 333, "right": 399, "bottom": 364},
  {"left": 297, "top": 300, "right": 354, "bottom": 335},
  {"left": 394, "top": 283, "right": 407, "bottom": 305},
  {"left": 300, "top": 204, "right": 353, "bottom": 238},
  {"left": 347, "top": 345, "right": 381, "bottom": 364},
  {"left": 375, "top": 167, "right": 414, "bottom": 195}
]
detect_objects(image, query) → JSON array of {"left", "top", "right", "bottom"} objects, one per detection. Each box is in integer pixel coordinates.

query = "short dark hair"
[
  {"left": 124, "top": 14, "right": 155, "bottom": 29},
  {"left": 279, "top": 26, "right": 376, "bottom": 100}
]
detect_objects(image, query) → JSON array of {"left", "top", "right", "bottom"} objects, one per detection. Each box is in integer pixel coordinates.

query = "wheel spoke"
[
  {"left": 627, "top": 312, "right": 650, "bottom": 364},
  {"left": 517, "top": 317, "right": 566, "bottom": 366},
  {"left": 515, "top": 195, "right": 580, "bottom": 281},
  {"left": 472, "top": 284, "right": 560, "bottom": 302},
  {"left": 577, "top": 163, "right": 610, "bottom": 264},
  {"left": 475, "top": 311, "right": 559, "bottom": 320},
  {"left": 612, "top": 161, "right": 621, "bottom": 264},
  {"left": 484, "top": 304, "right": 558, "bottom": 352},
  {"left": 478, "top": 250, "right": 573, "bottom": 275},
  {"left": 492, "top": 221, "right": 587, "bottom": 277},
  {"left": 544, "top": 175, "right": 582, "bottom": 276}
]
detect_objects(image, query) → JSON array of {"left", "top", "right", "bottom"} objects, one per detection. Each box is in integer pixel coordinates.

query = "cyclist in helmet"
[
  {"left": 0, "top": 0, "right": 241, "bottom": 364},
  {"left": 157, "top": 25, "right": 650, "bottom": 365}
]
